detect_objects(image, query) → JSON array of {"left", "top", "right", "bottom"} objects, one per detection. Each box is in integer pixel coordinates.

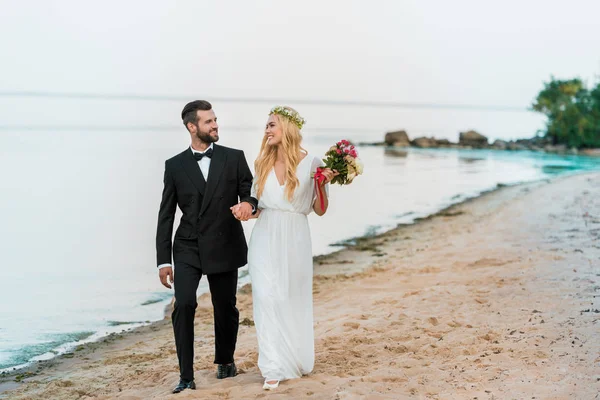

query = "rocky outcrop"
[
  {"left": 492, "top": 140, "right": 508, "bottom": 150},
  {"left": 543, "top": 144, "right": 567, "bottom": 153},
  {"left": 370, "top": 129, "right": 598, "bottom": 156},
  {"left": 459, "top": 130, "right": 488, "bottom": 148},
  {"left": 384, "top": 130, "right": 410, "bottom": 147},
  {"left": 507, "top": 142, "right": 528, "bottom": 151},
  {"left": 516, "top": 136, "right": 552, "bottom": 148},
  {"left": 435, "top": 139, "right": 452, "bottom": 146},
  {"left": 581, "top": 149, "right": 600, "bottom": 157},
  {"left": 411, "top": 137, "right": 438, "bottom": 148}
]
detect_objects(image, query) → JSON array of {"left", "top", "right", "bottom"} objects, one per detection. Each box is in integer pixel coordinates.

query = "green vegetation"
[{"left": 532, "top": 77, "right": 600, "bottom": 148}]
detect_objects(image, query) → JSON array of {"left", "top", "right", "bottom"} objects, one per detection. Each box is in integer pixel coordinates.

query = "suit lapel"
[
  {"left": 200, "top": 144, "right": 227, "bottom": 215},
  {"left": 180, "top": 148, "right": 206, "bottom": 196}
]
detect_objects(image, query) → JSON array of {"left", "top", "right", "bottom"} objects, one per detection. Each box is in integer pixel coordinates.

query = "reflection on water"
[
  {"left": 384, "top": 147, "right": 408, "bottom": 158},
  {"left": 459, "top": 156, "right": 485, "bottom": 163}
]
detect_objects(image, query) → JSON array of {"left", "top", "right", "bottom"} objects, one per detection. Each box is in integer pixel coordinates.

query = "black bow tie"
[{"left": 193, "top": 148, "right": 213, "bottom": 161}]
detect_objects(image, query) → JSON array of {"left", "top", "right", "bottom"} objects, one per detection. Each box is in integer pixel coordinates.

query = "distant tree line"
[{"left": 532, "top": 77, "right": 600, "bottom": 148}]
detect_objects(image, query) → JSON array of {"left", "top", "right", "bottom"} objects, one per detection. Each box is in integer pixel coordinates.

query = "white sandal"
[{"left": 263, "top": 379, "right": 280, "bottom": 390}]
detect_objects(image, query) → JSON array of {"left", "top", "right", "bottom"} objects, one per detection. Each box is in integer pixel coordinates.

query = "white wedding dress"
[{"left": 248, "top": 154, "right": 327, "bottom": 382}]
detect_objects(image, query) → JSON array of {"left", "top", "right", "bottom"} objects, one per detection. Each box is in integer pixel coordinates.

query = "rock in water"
[
  {"left": 492, "top": 140, "right": 508, "bottom": 150},
  {"left": 411, "top": 137, "right": 438, "bottom": 148},
  {"left": 384, "top": 130, "right": 410, "bottom": 147},
  {"left": 459, "top": 130, "right": 488, "bottom": 148}
]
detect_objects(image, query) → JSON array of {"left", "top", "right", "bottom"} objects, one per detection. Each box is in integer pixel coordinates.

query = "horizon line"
[{"left": 0, "top": 91, "right": 532, "bottom": 112}]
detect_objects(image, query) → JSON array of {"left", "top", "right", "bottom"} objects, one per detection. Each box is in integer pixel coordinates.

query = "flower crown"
[{"left": 269, "top": 106, "right": 306, "bottom": 129}]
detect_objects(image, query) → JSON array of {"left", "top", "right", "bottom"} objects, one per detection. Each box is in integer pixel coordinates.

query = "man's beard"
[{"left": 196, "top": 127, "right": 219, "bottom": 143}]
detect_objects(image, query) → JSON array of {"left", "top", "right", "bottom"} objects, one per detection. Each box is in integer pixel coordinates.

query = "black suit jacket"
[{"left": 156, "top": 144, "right": 258, "bottom": 275}]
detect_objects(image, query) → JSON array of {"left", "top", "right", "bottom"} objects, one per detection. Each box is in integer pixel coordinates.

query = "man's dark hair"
[{"left": 181, "top": 100, "right": 212, "bottom": 130}]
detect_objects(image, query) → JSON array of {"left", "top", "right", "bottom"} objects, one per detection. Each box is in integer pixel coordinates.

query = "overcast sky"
[{"left": 1, "top": 0, "right": 599, "bottom": 140}]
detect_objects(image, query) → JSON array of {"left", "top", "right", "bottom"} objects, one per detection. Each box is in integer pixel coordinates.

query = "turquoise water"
[{"left": 1, "top": 125, "right": 599, "bottom": 372}]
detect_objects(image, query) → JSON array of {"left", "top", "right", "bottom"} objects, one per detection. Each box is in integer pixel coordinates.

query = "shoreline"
[
  {"left": 2, "top": 147, "right": 599, "bottom": 383},
  {"left": 0, "top": 177, "right": 536, "bottom": 393},
  {"left": 2, "top": 171, "right": 599, "bottom": 399},
  {"left": 0, "top": 173, "right": 575, "bottom": 388},
  {"left": 0, "top": 174, "right": 541, "bottom": 382}
]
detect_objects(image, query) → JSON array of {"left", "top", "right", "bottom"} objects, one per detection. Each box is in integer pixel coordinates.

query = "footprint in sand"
[
  {"left": 418, "top": 266, "right": 441, "bottom": 274},
  {"left": 384, "top": 344, "right": 409, "bottom": 354},
  {"left": 343, "top": 322, "right": 361, "bottom": 330},
  {"left": 467, "top": 257, "right": 511, "bottom": 268}
]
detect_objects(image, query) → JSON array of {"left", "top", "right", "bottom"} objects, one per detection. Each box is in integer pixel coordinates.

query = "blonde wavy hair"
[{"left": 254, "top": 106, "right": 306, "bottom": 201}]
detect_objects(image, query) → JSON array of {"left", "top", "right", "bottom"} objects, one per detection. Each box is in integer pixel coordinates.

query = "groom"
[{"left": 156, "top": 100, "right": 258, "bottom": 394}]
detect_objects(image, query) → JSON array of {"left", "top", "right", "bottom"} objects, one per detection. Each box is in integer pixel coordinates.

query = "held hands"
[{"left": 230, "top": 202, "right": 253, "bottom": 221}]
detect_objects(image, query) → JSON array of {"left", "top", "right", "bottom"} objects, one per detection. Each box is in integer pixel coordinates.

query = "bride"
[{"left": 232, "top": 106, "right": 337, "bottom": 390}]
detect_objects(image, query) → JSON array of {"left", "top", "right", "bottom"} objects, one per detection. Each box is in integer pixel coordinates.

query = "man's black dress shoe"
[
  {"left": 172, "top": 379, "right": 196, "bottom": 394},
  {"left": 216, "top": 363, "right": 237, "bottom": 379}
]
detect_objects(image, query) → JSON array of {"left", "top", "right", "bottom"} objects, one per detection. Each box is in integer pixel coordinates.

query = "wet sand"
[{"left": 2, "top": 172, "right": 599, "bottom": 399}]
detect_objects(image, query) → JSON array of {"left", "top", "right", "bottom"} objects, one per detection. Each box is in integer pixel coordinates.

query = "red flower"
[{"left": 336, "top": 149, "right": 342, "bottom": 154}]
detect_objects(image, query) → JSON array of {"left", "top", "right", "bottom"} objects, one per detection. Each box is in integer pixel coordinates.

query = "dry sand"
[{"left": 2, "top": 172, "right": 599, "bottom": 399}]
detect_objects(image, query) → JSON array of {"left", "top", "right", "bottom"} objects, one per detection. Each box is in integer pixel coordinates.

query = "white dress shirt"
[
  {"left": 158, "top": 144, "right": 213, "bottom": 270},
  {"left": 192, "top": 143, "right": 213, "bottom": 180}
]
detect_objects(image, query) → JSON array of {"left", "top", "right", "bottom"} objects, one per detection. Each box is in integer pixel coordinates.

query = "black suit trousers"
[{"left": 171, "top": 262, "right": 239, "bottom": 382}]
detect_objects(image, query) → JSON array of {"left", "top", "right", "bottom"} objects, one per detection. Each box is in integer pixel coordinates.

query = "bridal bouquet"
[
  {"left": 318, "top": 140, "right": 364, "bottom": 185},
  {"left": 313, "top": 139, "right": 364, "bottom": 208}
]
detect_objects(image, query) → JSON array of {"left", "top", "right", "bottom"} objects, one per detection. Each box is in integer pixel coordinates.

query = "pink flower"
[
  {"left": 336, "top": 149, "right": 342, "bottom": 154},
  {"left": 344, "top": 148, "right": 350, "bottom": 153},
  {"left": 350, "top": 150, "right": 357, "bottom": 158},
  {"left": 337, "top": 141, "right": 342, "bottom": 146}
]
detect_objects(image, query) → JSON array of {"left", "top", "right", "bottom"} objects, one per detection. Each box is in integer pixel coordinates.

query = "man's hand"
[
  {"left": 159, "top": 266, "right": 174, "bottom": 289},
  {"left": 230, "top": 202, "right": 253, "bottom": 221}
]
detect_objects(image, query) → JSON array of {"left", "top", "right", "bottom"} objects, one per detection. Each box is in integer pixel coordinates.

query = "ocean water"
[{"left": 1, "top": 104, "right": 600, "bottom": 372}]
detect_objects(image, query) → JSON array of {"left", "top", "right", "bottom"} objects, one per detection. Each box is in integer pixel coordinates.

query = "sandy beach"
[{"left": 2, "top": 172, "right": 599, "bottom": 400}]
